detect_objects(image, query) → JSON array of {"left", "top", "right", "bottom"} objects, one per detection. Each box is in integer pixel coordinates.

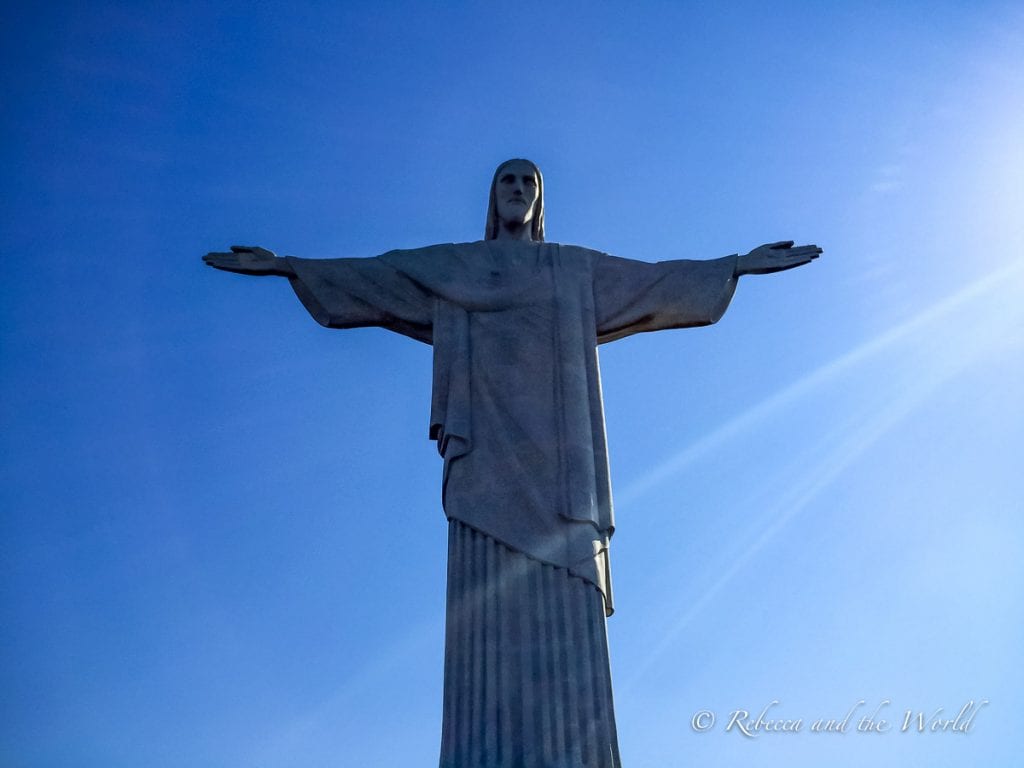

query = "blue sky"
[{"left": 2, "top": 2, "right": 1022, "bottom": 766}]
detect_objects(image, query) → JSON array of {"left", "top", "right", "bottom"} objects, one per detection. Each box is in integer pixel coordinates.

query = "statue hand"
[
  {"left": 736, "top": 241, "right": 822, "bottom": 276},
  {"left": 203, "top": 245, "right": 293, "bottom": 276}
]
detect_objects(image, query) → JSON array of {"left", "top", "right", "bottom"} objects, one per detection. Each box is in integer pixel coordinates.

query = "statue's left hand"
[
  {"left": 203, "top": 245, "right": 294, "bottom": 276},
  {"left": 736, "top": 241, "right": 822, "bottom": 276}
]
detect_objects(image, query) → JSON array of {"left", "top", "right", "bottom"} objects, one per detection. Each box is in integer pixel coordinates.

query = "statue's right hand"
[{"left": 203, "top": 245, "right": 292, "bottom": 276}]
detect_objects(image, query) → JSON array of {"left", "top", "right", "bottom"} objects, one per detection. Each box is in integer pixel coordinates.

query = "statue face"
[{"left": 494, "top": 160, "right": 539, "bottom": 228}]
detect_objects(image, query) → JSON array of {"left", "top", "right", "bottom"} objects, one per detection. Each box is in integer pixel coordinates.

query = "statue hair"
[{"left": 485, "top": 159, "right": 545, "bottom": 242}]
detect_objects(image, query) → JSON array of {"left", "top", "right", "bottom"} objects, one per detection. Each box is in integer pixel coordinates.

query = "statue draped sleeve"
[
  {"left": 285, "top": 255, "right": 435, "bottom": 343},
  {"left": 592, "top": 251, "right": 739, "bottom": 343}
]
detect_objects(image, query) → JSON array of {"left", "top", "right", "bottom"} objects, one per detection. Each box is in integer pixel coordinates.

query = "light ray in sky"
[
  {"left": 619, "top": 256, "right": 1024, "bottom": 690},
  {"left": 615, "top": 257, "right": 1024, "bottom": 510}
]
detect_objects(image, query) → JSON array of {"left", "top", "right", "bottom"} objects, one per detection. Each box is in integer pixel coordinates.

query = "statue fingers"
[
  {"left": 783, "top": 253, "right": 814, "bottom": 269},
  {"left": 204, "top": 251, "right": 237, "bottom": 262},
  {"left": 788, "top": 245, "right": 821, "bottom": 260},
  {"left": 203, "top": 252, "right": 241, "bottom": 269}
]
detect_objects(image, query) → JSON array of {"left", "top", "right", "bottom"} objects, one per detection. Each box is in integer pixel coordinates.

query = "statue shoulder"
[
  {"left": 377, "top": 242, "right": 464, "bottom": 258},
  {"left": 375, "top": 242, "right": 493, "bottom": 284},
  {"left": 376, "top": 242, "right": 470, "bottom": 266},
  {"left": 556, "top": 243, "right": 605, "bottom": 259}
]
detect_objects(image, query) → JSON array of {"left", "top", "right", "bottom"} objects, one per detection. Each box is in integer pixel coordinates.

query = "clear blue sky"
[{"left": 2, "top": 2, "right": 1022, "bottom": 767}]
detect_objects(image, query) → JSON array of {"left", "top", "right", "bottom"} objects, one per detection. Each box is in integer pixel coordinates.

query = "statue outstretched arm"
[
  {"left": 203, "top": 245, "right": 435, "bottom": 343},
  {"left": 203, "top": 246, "right": 295, "bottom": 277},
  {"left": 735, "top": 241, "right": 822, "bottom": 276},
  {"left": 593, "top": 252, "right": 740, "bottom": 342},
  {"left": 592, "top": 240, "right": 822, "bottom": 342}
]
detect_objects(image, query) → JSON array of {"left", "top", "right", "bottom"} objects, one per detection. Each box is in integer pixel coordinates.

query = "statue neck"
[{"left": 494, "top": 219, "right": 535, "bottom": 241}]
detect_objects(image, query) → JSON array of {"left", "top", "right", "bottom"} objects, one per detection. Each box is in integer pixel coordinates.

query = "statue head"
[{"left": 485, "top": 158, "right": 545, "bottom": 241}]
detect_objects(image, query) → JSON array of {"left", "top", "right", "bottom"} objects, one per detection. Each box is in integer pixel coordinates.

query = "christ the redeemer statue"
[{"left": 204, "top": 158, "right": 821, "bottom": 768}]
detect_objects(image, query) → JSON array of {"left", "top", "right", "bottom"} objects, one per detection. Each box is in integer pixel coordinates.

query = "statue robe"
[{"left": 286, "top": 241, "right": 738, "bottom": 767}]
